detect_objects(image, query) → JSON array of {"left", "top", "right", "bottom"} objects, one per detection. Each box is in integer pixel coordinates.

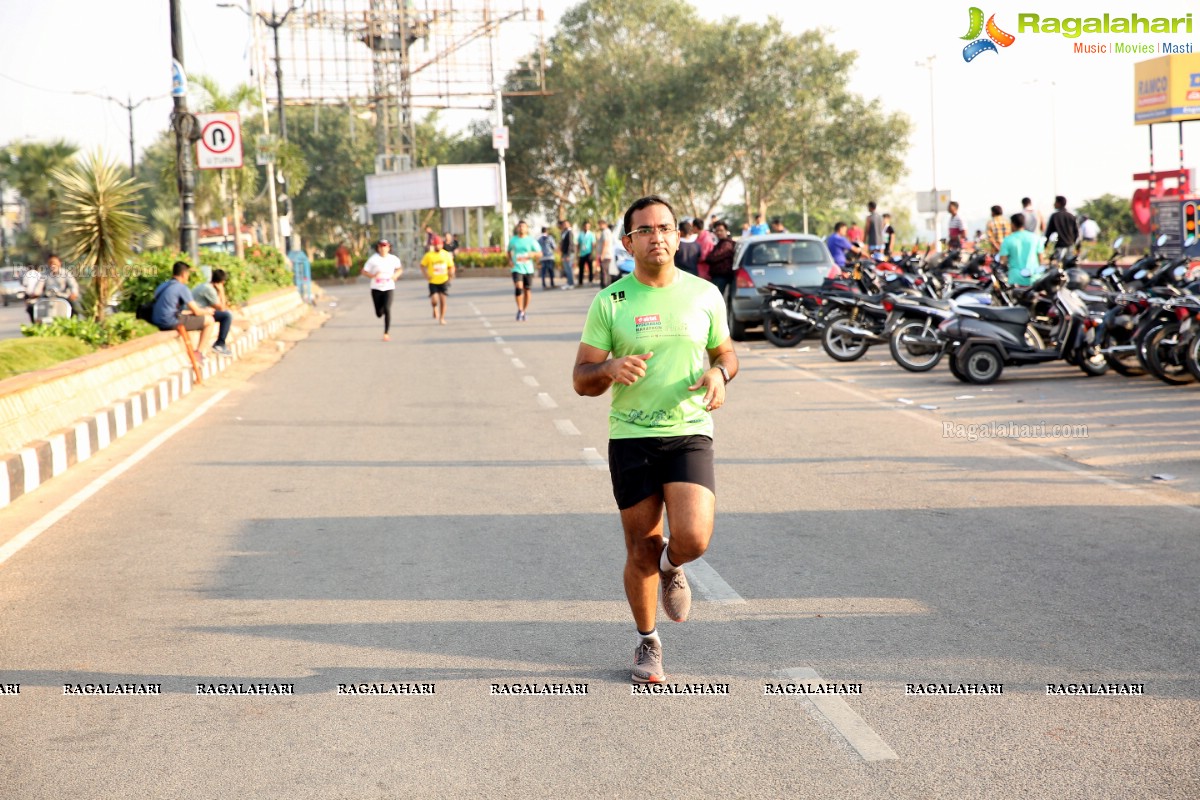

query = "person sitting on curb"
[
  {"left": 150, "top": 261, "right": 215, "bottom": 356},
  {"left": 191, "top": 268, "right": 234, "bottom": 356}
]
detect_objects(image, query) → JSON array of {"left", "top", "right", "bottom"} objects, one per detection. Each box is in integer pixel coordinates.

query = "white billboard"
[
  {"left": 364, "top": 164, "right": 501, "bottom": 214},
  {"left": 365, "top": 168, "right": 437, "bottom": 214},
  {"left": 436, "top": 164, "right": 500, "bottom": 209}
]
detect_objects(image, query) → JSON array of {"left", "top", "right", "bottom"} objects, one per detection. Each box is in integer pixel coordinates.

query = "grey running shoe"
[
  {"left": 212, "top": 344, "right": 232, "bottom": 356},
  {"left": 632, "top": 637, "right": 664, "bottom": 684},
  {"left": 660, "top": 567, "right": 692, "bottom": 622}
]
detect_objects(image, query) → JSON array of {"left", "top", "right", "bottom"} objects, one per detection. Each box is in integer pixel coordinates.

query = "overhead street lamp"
[
  {"left": 77, "top": 92, "right": 166, "bottom": 178},
  {"left": 219, "top": 0, "right": 305, "bottom": 253}
]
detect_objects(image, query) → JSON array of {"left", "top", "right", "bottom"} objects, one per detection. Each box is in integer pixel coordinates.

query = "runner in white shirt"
[{"left": 361, "top": 239, "right": 404, "bottom": 341}]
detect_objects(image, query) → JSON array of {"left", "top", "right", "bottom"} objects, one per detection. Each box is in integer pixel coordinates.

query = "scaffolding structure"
[{"left": 251, "top": 0, "right": 549, "bottom": 259}]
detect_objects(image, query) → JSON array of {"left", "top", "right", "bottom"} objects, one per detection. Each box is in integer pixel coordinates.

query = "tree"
[
  {"left": 500, "top": 1, "right": 910, "bottom": 224},
  {"left": 1077, "top": 194, "right": 1135, "bottom": 242},
  {"left": 0, "top": 139, "right": 79, "bottom": 261},
  {"left": 51, "top": 152, "right": 145, "bottom": 320}
]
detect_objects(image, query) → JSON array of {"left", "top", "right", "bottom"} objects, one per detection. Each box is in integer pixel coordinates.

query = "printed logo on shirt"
[
  {"left": 961, "top": 8, "right": 1015, "bottom": 62},
  {"left": 611, "top": 290, "right": 626, "bottom": 303},
  {"left": 635, "top": 314, "right": 662, "bottom": 334}
]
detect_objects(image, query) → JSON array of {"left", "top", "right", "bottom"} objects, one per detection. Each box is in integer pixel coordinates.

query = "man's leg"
[
  {"left": 437, "top": 292, "right": 447, "bottom": 323},
  {"left": 213, "top": 310, "right": 232, "bottom": 347},
  {"left": 430, "top": 289, "right": 438, "bottom": 320},
  {"left": 661, "top": 482, "right": 716, "bottom": 567},
  {"left": 620, "top": 493, "right": 666, "bottom": 636}
]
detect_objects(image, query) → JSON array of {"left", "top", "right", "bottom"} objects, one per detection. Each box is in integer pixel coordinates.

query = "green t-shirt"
[
  {"left": 508, "top": 235, "right": 540, "bottom": 275},
  {"left": 578, "top": 231, "right": 596, "bottom": 257},
  {"left": 998, "top": 230, "right": 1045, "bottom": 286},
  {"left": 581, "top": 270, "right": 730, "bottom": 439}
]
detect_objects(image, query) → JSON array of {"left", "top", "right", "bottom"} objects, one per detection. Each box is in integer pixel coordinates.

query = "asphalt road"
[{"left": 1, "top": 275, "right": 1197, "bottom": 799}]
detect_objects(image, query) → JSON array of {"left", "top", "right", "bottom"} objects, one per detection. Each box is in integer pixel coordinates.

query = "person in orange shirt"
[{"left": 334, "top": 242, "right": 352, "bottom": 283}]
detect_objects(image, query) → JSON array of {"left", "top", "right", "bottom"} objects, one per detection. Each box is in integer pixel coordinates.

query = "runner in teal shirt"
[{"left": 508, "top": 220, "right": 541, "bottom": 321}]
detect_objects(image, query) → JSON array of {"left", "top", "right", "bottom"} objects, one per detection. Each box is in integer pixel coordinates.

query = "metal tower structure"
[{"left": 254, "top": 0, "right": 548, "bottom": 262}]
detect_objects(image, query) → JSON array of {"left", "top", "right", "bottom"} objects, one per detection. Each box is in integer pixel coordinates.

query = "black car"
[{"left": 726, "top": 233, "right": 835, "bottom": 340}]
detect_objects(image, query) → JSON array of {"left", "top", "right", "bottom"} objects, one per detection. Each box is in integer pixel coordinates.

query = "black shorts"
[
  {"left": 159, "top": 315, "right": 206, "bottom": 332},
  {"left": 511, "top": 272, "right": 533, "bottom": 288},
  {"left": 428, "top": 282, "right": 449, "bottom": 295},
  {"left": 608, "top": 435, "right": 715, "bottom": 510}
]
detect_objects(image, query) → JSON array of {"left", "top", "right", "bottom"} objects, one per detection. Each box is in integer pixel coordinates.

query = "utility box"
[{"left": 1149, "top": 196, "right": 1200, "bottom": 257}]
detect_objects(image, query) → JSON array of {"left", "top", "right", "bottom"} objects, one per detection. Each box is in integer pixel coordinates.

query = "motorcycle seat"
[{"left": 973, "top": 305, "right": 1030, "bottom": 325}]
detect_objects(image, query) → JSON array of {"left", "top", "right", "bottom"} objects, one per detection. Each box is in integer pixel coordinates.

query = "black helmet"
[{"left": 1065, "top": 268, "right": 1090, "bottom": 290}]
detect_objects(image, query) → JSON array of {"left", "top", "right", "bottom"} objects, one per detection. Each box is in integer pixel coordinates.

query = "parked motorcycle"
[{"left": 938, "top": 268, "right": 1107, "bottom": 384}]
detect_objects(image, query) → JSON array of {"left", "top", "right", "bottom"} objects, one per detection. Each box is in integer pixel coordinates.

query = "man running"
[
  {"left": 572, "top": 195, "right": 738, "bottom": 684},
  {"left": 361, "top": 239, "right": 403, "bottom": 341},
  {"left": 508, "top": 220, "right": 540, "bottom": 321},
  {"left": 421, "top": 235, "right": 455, "bottom": 325}
]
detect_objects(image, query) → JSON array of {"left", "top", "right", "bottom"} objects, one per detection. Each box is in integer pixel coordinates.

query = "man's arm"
[
  {"left": 573, "top": 342, "right": 654, "bottom": 397},
  {"left": 687, "top": 340, "right": 738, "bottom": 412}
]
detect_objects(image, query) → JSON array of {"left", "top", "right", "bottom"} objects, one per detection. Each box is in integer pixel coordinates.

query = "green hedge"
[
  {"left": 21, "top": 313, "right": 158, "bottom": 348},
  {"left": 120, "top": 245, "right": 293, "bottom": 315}
]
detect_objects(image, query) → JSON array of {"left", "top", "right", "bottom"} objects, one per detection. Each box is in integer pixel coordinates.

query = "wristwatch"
[{"left": 717, "top": 365, "right": 731, "bottom": 385}]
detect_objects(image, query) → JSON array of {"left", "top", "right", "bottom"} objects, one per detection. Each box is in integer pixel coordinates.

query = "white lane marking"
[
  {"left": 581, "top": 447, "right": 608, "bottom": 471},
  {"left": 537, "top": 393, "right": 558, "bottom": 409},
  {"left": 769, "top": 354, "right": 1200, "bottom": 515},
  {"left": 523, "top": 376, "right": 540, "bottom": 388},
  {"left": 684, "top": 558, "right": 746, "bottom": 604},
  {"left": 494, "top": 337, "right": 505, "bottom": 344},
  {"left": 0, "top": 391, "right": 231, "bottom": 570},
  {"left": 780, "top": 667, "right": 899, "bottom": 762},
  {"left": 469, "top": 304, "right": 481, "bottom": 315},
  {"left": 511, "top": 358, "right": 526, "bottom": 369},
  {"left": 554, "top": 419, "right": 581, "bottom": 436},
  {"left": 502, "top": 348, "right": 514, "bottom": 356}
]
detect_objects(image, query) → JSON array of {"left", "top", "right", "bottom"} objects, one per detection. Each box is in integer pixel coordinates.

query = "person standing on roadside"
[
  {"left": 706, "top": 220, "right": 737, "bottom": 301},
  {"left": 508, "top": 220, "right": 540, "bottom": 321},
  {"left": 577, "top": 220, "right": 597, "bottom": 286},
  {"left": 1021, "top": 197, "right": 1044, "bottom": 235},
  {"left": 538, "top": 226, "right": 558, "bottom": 290},
  {"left": 1045, "top": 196, "right": 1079, "bottom": 259},
  {"left": 559, "top": 218, "right": 576, "bottom": 290},
  {"left": 694, "top": 217, "right": 715, "bottom": 281},
  {"left": 882, "top": 214, "right": 895, "bottom": 257},
  {"left": 596, "top": 219, "right": 616, "bottom": 288},
  {"left": 998, "top": 213, "right": 1045, "bottom": 286},
  {"left": 674, "top": 220, "right": 700, "bottom": 275},
  {"left": 334, "top": 242, "right": 353, "bottom": 283},
  {"left": 421, "top": 235, "right": 455, "bottom": 325},
  {"left": 864, "top": 201, "right": 884, "bottom": 259},
  {"left": 947, "top": 201, "right": 966, "bottom": 250},
  {"left": 361, "top": 239, "right": 403, "bottom": 341},
  {"left": 572, "top": 194, "right": 738, "bottom": 684},
  {"left": 985, "top": 205, "right": 1012, "bottom": 254}
]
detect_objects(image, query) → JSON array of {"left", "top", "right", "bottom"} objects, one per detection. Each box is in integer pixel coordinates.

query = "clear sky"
[{"left": 3, "top": 0, "right": 1200, "bottom": 233}]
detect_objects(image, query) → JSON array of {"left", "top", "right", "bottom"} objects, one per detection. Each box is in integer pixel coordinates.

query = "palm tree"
[
  {"left": 51, "top": 152, "right": 145, "bottom": 320},
  {"left": 0, "top": 139, "right": 79, "bottom": 261}
]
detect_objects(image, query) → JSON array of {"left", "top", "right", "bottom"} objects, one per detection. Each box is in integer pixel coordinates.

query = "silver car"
[
  {"left": 0, "top": 266, "right": 27, "bottom": 307},
  {"left": 727, "top": 233, "right": 835, "bottom": 340}
]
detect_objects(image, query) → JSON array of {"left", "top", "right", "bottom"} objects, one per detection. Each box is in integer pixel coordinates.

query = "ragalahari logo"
[{"left": 961, "top": 7, "right": 1016, "bottom": 62}]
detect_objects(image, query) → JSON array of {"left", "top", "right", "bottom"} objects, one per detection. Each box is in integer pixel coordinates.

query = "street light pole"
[
  {"left": 218, "top": 0, "right": 282, "bottom": 251},
  {"left": 916, "top": 56, "right": 939, "bottom": 246},
  {"left": 257, "top": 1, "right": 304, "bottom": 254},
  {"left": 169, "top": 0, "right": 199, "bottom": 264}
]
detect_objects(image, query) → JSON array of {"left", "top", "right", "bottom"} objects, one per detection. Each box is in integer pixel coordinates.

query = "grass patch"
[{"left": 0, "top": 337, "right": 95, "bottom": 381}]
